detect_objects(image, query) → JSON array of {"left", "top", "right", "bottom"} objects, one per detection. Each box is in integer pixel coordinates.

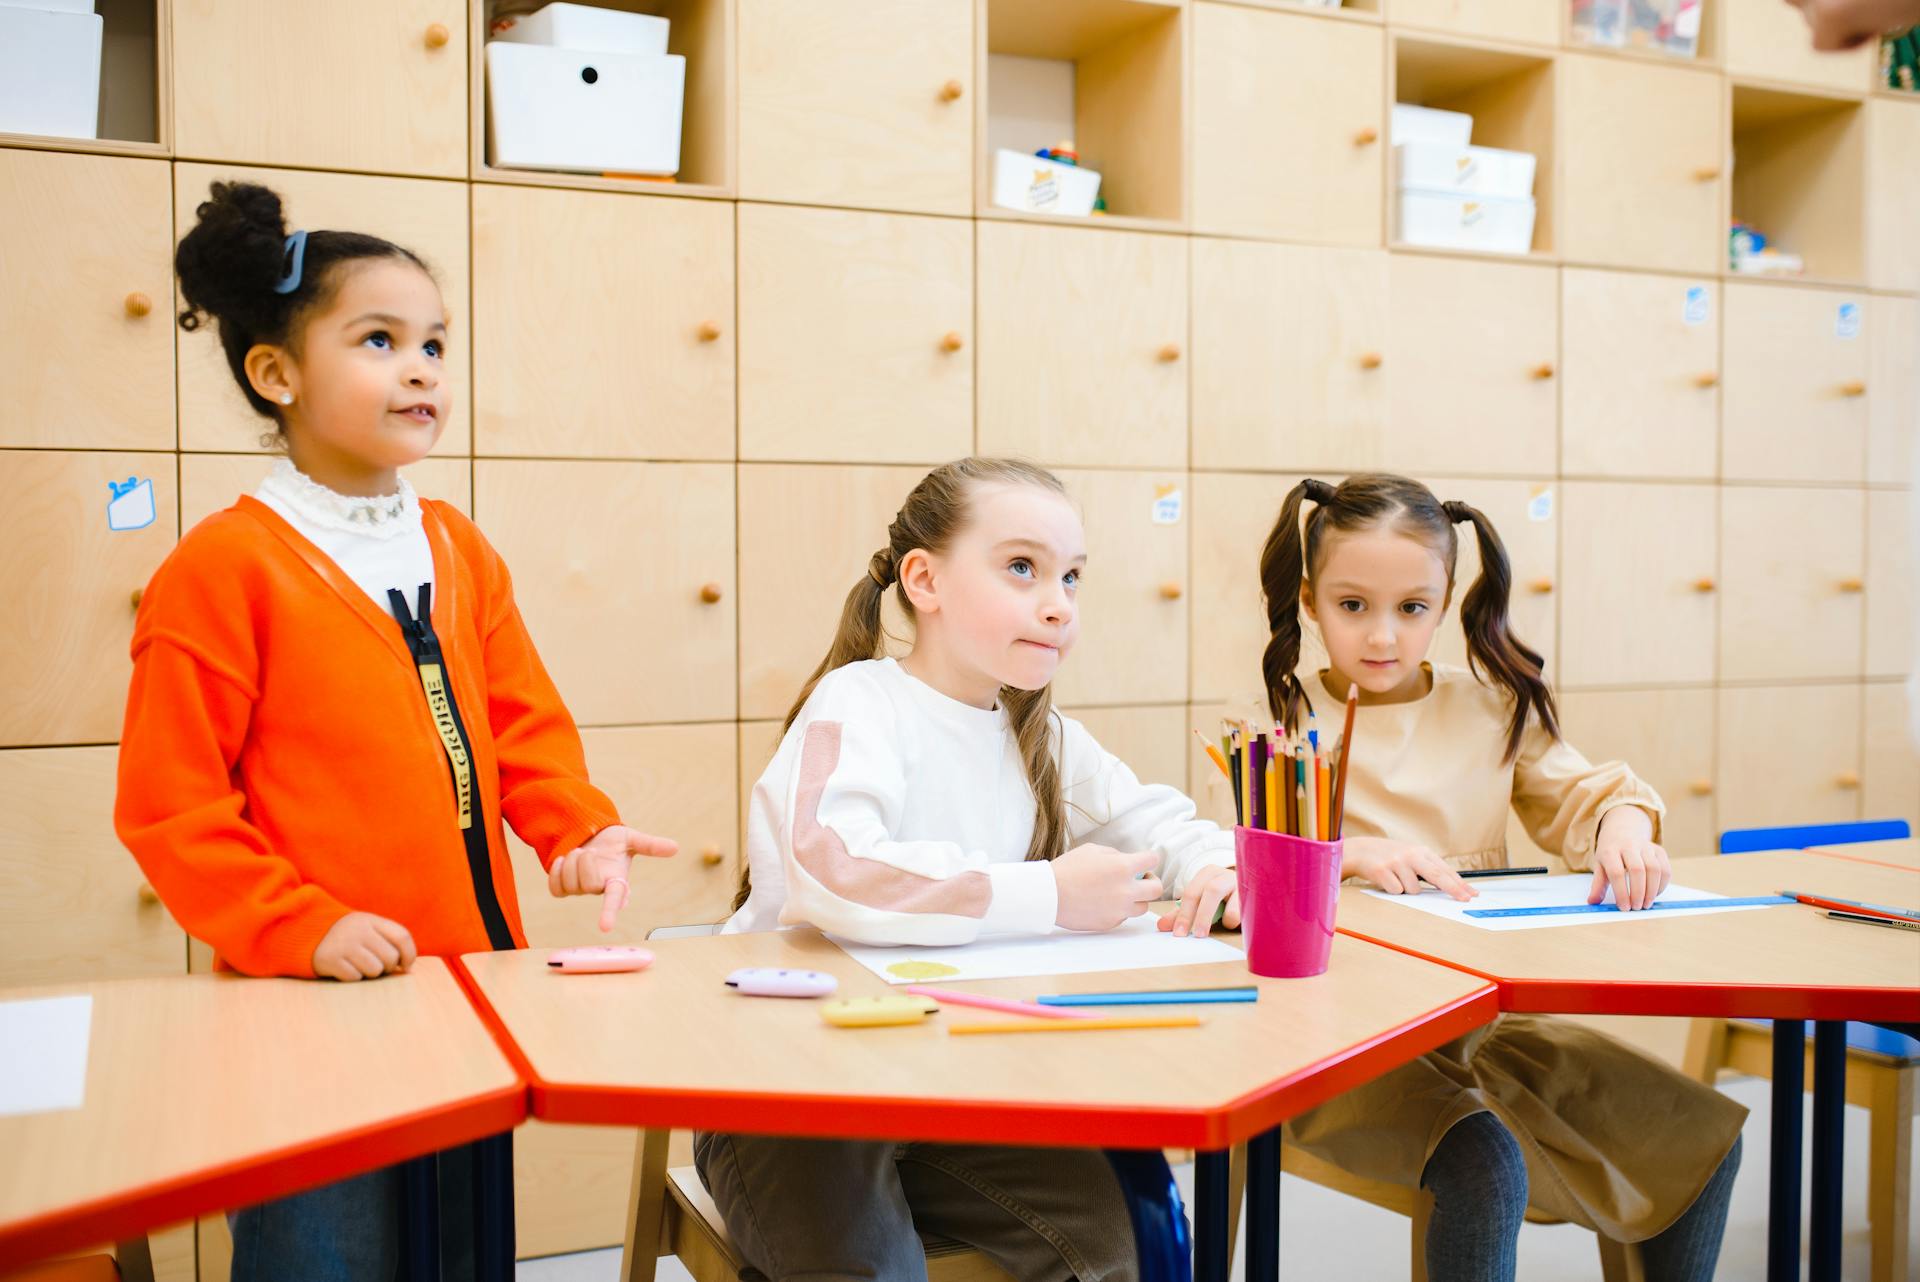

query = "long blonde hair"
[{"left": 733, "top": 458, "right": 1073, "bottom": 911}]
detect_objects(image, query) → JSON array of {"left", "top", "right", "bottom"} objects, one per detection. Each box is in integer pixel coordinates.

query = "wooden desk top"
[
  {"left": 0, "top": 958, "right": 524, "bottom": 1270},
  {"left": 1337, "top": 852, "right": 1920, "bottom": 1021},
  {"left": 456, "top": 930, "right": 1497, "bottom": 1150},
  {"left": 1808, "top": 838, "right": 1920, "bottom": 870}
]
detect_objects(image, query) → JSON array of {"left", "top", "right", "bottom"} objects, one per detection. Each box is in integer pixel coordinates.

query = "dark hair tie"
[
  {"left": 1443, "top": 500, "right": 1471, "bottom": 523},
  {"left": 1302, "top": 478, "right": 1334, "bottom": 503},
  {"left": 868, "top": 547, "right": 896, "bottom": 588}
]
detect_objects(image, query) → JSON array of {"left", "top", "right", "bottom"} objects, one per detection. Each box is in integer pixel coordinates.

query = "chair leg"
[
  {"left": 620, "top": 1128, "right": 673, "bottom": 1282},
  {"left": 1225, "top": 1140, "right": 1248, "bottom": 1269},
  {"left": 1866, "top": 1063, "right": 1915, "bottom": 1282},
  {"left": 1597, "top": 1234, "right": 1646, "bottom": 1282},
  {"left": 1681, "top": 1018, "right": 1729, "bottom": 1085},
  {"left": 115, "top": 1236, "right": 156, "bottom": 1282},
  {"left": 1408, "top": 1190, "right": 1432, "bottom": 1282}
]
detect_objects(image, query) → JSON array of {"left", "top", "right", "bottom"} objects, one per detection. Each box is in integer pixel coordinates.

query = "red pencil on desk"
[{"left": 1781, "top": 890, "right": 1920, "bottom": 924}]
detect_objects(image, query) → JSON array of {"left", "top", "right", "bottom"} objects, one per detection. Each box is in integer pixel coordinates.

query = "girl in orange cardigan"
[{"left": 116, "top": 181, "right": 675, "bottom": 1280}]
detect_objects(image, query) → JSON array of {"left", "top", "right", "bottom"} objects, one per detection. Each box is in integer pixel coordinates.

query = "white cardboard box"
[
  {"left": 491, "top": 3, "right": 668, "bottom": 56},
  {"left": 0, "top": 4, "right": 102, "bottom": 140},
  {"left": 486, "top": 41, "right": 684, "bottom": 176},
  {"left": 990, "top": 149, "right": 1102, "bottom": 217},
  {"left": 1391, "top": 103, "right": 1473, "bottom": 147},
  {"left": 1395, "top": 188, "right": 1536, "bottom": 255},
  {"left": 1395, "top": 141, "right": 1536, "bottom": 199}
]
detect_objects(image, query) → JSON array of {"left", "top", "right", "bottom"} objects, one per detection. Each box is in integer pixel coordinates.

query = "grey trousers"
[{"left": 693, "top": 1131, "right": 1141, "bottom": 1282}]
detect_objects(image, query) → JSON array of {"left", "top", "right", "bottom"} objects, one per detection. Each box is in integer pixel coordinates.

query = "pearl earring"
[{"left": 279, "top": 393, "right": 294, "bottom": 406}]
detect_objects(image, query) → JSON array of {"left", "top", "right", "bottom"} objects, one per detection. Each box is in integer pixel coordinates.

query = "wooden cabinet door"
[
  {"left": 473, "top": 461, "right": 736, "bottom": 725},
  {"left": 1192, "top": 241, "right": 1388, "bottom": 472},
  {"left": 0, "top": 151, "right": 174, "bottom": 450},
  {"left": 172, "top": 0, "right": 466, "bottom": 176},
  {"left": 1387, "top": 254, "right": 1558, "bottom": 477},
  {"left": 1561, "top": 270, "right": 1719, "bottom": 480},
  {"left": 1868, "top": 98, "right": 1920, "bottom": 292},
  {"left": 1866, "top": 490, "right": 1911, "bottom": 680},
  {"left": 1717, "top": 684, "right": 1863, "bottom": 829},
  {"left": 1558, "top": 56, "right": 1723, "bottom": 275},
  {"left": 175, "top": 163, "right": 473, "bottom": 456},
  {"left": 1722, "top": 282, "right": 1869, "bottom": 484},
  {"left": 977, "top": 221, "right": 1188, "bottom": 469},
  {"left": 0, "top": 451, "right": 176, "bottom": 745},
  {"left": 738, "top": 203, "right": 972, "bottom": 463},
  {"left": 0, "top": 746, "right": 187, "bottom": 986},
  {"left": 1188, "top": 471, "right": 1302, "bottom": 708},
  {"left": 1868, "top": 294, "right": 1917, "bottom": 486},
  {"left": 1192, "top": 3, "right": 1383, "bottom": 245},
  {"left": 1389, "top": 0, "right": 1559, "bottom": 44},
  {"left": 1720, "top": 486, "right": 1864, "bottom": 682},
  {"left": 1059, "top": 705, "right": 1190, "bottom": 793},
  {"left": 737, "top": 464, "right": 922, "bottom": 720},
  {"left": 179, "top": 455, "right": 472, "bottom": 530},
  {"left": 472, "top": 183, "right": 733, "bottom": 460},
  {"left": 1427, "top": 478, "right": 1558, "bottom": 679},
  {"left": 1722, "top": 0, "right": 1877, "bottom": 94},
  {"left": 1051, "top": 470, "right": 1189, "bottom": 708},
  {"left": 1558, "top": 688, "right": 1718, "bottom": 859},
  {"left": 1559, "top": 482, "right": 1718, "bottom": 687},
  {"left": 1862, "top": 682, "right": 1920, "bottom": 829},
  {"left": 739, "top": 0, "right": 973, "bottom": 214}
]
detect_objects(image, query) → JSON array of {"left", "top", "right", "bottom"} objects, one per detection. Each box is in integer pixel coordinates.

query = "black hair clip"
[{"left": 273, "top": 230, "right": 309, "bottom": 295}]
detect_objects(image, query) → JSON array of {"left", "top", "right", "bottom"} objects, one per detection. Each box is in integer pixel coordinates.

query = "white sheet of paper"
[
  {"left": 0, "top": 994, "right": 92, "bottom": 1117},
  {"left": 828, "top": 913, "right": 1244, "bottom": 985},
  {"left": 1361, "top": 875, "right": 1785, "bottom": 932}
]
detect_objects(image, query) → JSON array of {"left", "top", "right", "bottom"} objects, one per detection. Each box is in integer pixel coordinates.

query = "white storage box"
[
  {"left": 491, "top": 3, "right": 668, "bottom": 57},
  {"left": 487, "top": 40, "right": 684, "bottom": 176},
  {"left": 0, "top": 4, "right": 102, "bottom": 140},
  {"left": 991, "top": 149, "right": 1101, "bottom": 217},
  {"left": 1395, "top": 188, "right": 1536, "bottom": 255},
  {"left": 1395, "top": 142, "right": 1536, "bottom": 199},
  {"left": 1391, "top": 103, "right": 1472, "bottom": 147}
]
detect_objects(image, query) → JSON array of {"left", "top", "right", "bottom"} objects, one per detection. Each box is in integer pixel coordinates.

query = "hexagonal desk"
[{"left": 456, "top": 928, "right": 1499, "bottom": 1282}]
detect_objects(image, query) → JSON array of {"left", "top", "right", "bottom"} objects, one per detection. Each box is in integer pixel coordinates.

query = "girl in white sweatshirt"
[{"left": 701, "top": 456, "right": 1239, "bottom": 1282}]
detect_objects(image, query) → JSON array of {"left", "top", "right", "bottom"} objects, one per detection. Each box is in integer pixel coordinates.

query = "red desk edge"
[{"left": 449, "top": 953, "right": 1499, "bottom": 1151}]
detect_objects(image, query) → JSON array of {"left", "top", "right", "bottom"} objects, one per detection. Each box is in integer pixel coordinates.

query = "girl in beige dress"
[{"left": 1257, "top": 474, "right": 1746, "bottom": 1282}]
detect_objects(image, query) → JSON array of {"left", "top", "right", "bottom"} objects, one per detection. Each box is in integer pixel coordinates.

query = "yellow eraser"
[{"left": 820, "top": 995, "right": 942, "bottom": 1028}]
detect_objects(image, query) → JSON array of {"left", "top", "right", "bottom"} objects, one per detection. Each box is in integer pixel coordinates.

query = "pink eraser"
[{"left": 548, "top": 945, "right": 654, "bottom": 973}]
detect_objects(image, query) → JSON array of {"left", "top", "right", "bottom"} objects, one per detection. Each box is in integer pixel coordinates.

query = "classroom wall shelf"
[
  {"left": 0, "top": 0, "right": 169, "bottom": 158},
  {"left": 1729, "top": 81, "right": 1866, "bottom": 286}
]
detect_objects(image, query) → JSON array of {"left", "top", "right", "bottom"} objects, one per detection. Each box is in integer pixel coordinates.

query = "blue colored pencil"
[{"left": 1035, "top": 987, "right": 1259, "bottom": 1008}]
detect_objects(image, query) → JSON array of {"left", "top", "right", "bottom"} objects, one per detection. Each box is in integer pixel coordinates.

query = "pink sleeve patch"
[{"left": 791, "top": 721, "right": 991, "bottom": 919}]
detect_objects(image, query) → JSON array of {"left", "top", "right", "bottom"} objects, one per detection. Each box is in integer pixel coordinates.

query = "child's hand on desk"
[
  {"left": 1052, "top": 843, "right": 1163, "bottom": 931},
  {"left": 1587, "top": 807, "right": 1670, "bottom": 911},
  {"left": 551, "top": 825, "right": 680, "bottom": 932},
  {"left": 1155, "top": 864, "right": 1241, "bottom": 939},
  {"left": 1342, "top": 837, "right": 1477, "bottom": 901},
  {"left": 312, "top": 912, "right": 417, "bottom": 982}
]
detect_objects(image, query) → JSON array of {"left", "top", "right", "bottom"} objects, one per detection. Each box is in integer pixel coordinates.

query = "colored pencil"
[
  {"left": 1301, "top": 746, "right": 1318, "bottom": 842},
  {"left": 1036, "top": 987, "right": 1258, "bottom": 1007},
  {"left": 903, "top": 985, "right": 1095, "bottom": 1019},
  {"left": 1194, "top": 729, "right": 1232, "bottom": 781},
  {"left": 1265, "top": 758, "right": 1279, "bottom": 835},
  {"left": 1330, "top": 686, "right": 1358, "bottom": 838},
  {"left": 1824, "top": 909, "right": 1920, "bottom": 932},
  {"left": 1250, "top": 734, "right": 1267, "bottom": 832},
  {"left": 948, "top": 1014, "right": 1204, "bottom": 1035},
  {"left": 1315, "top": 746, "right": 1330, "bottom": 841},
  {"left": 1781, "top": 889, "right": 1920, "bottom": 923}
]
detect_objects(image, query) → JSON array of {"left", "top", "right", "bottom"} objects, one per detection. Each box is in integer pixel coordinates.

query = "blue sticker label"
[
  {"left": 1683, "top": 285, "right": 1709, "bottom": 327},
  {"left": 1527, "top": 488, "right": 1553, "bottom": 523},
  {"left": 1836, "top": 302, "right": 1861, "bottom": 341},
  {"left": 1151, "top": 485, "right": 1182, "bottom": 525},
  {"left": 106, "top": 477, "right": 156, "bottom": 532}
]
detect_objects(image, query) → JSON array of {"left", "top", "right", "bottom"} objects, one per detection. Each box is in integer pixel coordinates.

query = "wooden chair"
[
  {"left": 2, "top": 1254, "right": 124, "bottom": 1282},
  {"left": 1685, "top": 819, "right": 1917, "bottom": 1282}
]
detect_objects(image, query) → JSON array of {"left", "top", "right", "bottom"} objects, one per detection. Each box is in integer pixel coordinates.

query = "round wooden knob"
[
  {"left": 939, "top": 331, "right": 965, "bottom": 353},
  {"left": 1158, "top": 343, "right": 1181, "bottom": 363},
  {"left": 696, "top": 321, "right": 722, "bottom": 343},
  {"left": 699, "top": 582, "right": 724, "bottom": 604},
  {"left": 1528, "top": 577, "right": 1553, "bottom": 595},
  {"left": 1836, "top": 771, "right": 1861, "bottom": 790},
  {"left": 1692, "top": 166, "right": 1720, "bottom": 182},
  {"left": 425, "top": 22, "right": 450, "bottom": 48},
  {"left": 124, "top": 291, "right": 152, "bottom": 318},
  {"left": 1693, "top": 577, "right": 1716, "bottom": 593},
  {"left": 130, "top": 587, "right": 144, "bottom": 609},
  {"left": 1352, "top": 125, "right": 1379, "bottom": 146},
  {"left": 1688, "top": 779, "right": 1713, "bottom": 797},
  {"left": 1530, "top": 362, "right": 1555, "bottom": 380},
  {"left": 1159, "top": 581, "right": 1183, "bottom": 601},
  {"left": 939, "top": 79, "right": 964, "bottom": 102},
  {"left": 1838, "top": 577, "right": 1865, "bottom": 593},
  {"left": 1693, "top": 372, "right": 1719, "bottom": 389},
  {"left": 701, "top": 846, "right": 725, "bottom": 867},
  {"left": 1357, "top": 351, "right": 1383, "bottom": 370},
  {"left": 1840, "top": 380, "right": 1867, "bottom": 397},
  {"left": 137, "top": 881, "right": 161, "bottom": 906}
]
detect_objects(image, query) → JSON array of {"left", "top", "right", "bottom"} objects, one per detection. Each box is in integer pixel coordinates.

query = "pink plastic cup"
[{"left": 1234, "top": 826, "right": 1344, "bottom": 978}]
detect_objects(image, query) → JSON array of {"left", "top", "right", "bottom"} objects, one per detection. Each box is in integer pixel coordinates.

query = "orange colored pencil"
[
  {"left": 1193, "top": 729, "right": 1232, "bottom": 781},
  {"left": 1315, "top": 749, "right": 1330, "bottom": 841}
]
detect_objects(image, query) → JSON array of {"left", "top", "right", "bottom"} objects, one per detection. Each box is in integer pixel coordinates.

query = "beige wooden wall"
[{"left": 1, "top": 0, "right": 1916, "bottom": 1270}]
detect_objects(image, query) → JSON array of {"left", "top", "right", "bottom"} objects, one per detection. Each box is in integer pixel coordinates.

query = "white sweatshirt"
[{"left": 724, "top": 658, "right": 1235, "bottom": 945}]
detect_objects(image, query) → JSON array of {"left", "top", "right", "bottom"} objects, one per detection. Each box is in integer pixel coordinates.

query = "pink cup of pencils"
[{"left": 1235, "top": 827, "right": 1344, "bottom": 978}]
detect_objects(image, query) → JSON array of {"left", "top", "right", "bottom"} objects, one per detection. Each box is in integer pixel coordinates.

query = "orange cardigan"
[{"left": 116, "top": 495, "right": 620, "bottom": 977}]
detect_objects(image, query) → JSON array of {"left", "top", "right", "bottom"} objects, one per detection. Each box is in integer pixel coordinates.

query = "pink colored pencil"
[{"left": 903, "top": 985, "right": 1097, "bottom": 1019}]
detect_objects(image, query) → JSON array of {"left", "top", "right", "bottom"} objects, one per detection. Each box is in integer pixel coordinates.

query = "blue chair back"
[{"left": 1717, "top": 819, "right": 1911, "bottom": 855}]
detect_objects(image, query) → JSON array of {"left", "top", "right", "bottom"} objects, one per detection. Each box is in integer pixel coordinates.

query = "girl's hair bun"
[{"left": 174, "top": 182, "right": 291, "bottom": 336}]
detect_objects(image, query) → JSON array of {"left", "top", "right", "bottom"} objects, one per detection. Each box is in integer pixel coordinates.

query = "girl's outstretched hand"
[
  {"left": 1586, "top": 806, "right": 1669, "bottom": 911},
  {"left": 1155, "top": 863, "right": 1241, "bottom": 938},
  {"left": 1341, "top": 836, "right": 1477, "bottom": 901},
  {"left": 551, "top": 826, "right": 680, "bottom": 931}
]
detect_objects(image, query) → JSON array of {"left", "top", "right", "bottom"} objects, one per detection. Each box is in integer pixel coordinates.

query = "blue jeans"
[{"left": 228, "top": 1147, "right": 475, "bottom": 1282}]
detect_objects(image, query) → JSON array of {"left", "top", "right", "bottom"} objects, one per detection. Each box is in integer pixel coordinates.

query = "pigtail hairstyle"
[
  {"left": 1258, "top": 477, "right": 1336, "bottom": 730},
  {"left": 174, "top": 181, "right": 431, "bottom": 427},
  {"left": 1443, "top": 499, "right": 1558, "bottom": 762},
  {"left": 734, "top": 458, "right": 1074, "bottom": 912}
]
